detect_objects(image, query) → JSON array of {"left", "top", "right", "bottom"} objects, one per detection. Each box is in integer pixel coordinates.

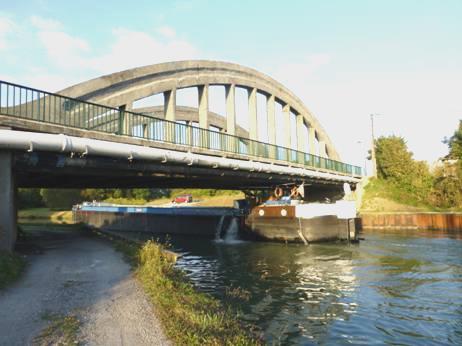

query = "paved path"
[{"left": 0, "top": 228, "right": 170, "bottom": 346}]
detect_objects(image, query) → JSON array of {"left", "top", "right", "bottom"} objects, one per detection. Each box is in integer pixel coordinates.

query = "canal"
[{"left": 130, "top": 229, "right": 462, "bottom": 345}]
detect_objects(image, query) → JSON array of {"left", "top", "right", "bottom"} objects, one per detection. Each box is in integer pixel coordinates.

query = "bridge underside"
[{"left": 13, "top": 151, "right": 345, "bottom": 193}]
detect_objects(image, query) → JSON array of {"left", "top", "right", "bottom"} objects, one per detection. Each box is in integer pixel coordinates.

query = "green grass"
[
  {"left": 18, "top": 207, "right": 74, "bottom": 224},
  {"left": 103, "top": 197, "right": 149, "bottom": 205},
  {"left": 104, "top": 189, "right": 244, "bottom": 207},
  {"left": 35, "top": 312, "right": 81, "bottom": 346},
  {"left": 361, "top": 178, "right": 436, "bottom": 212},
  {"left": 111, "top": 237, "right": 260, "bottom": 345},
  {"left": 0, "top": 251, "right": 26, "bottom": 290}
]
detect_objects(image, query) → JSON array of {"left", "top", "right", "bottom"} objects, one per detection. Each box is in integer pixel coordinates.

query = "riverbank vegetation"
[
  {"left": 18, "top": 187, "right": 244, "bottom": 210},
  {"left": 0, "top": 251, "right": 26, "bottom": 289},
  {"left": 112, "top": 238, "right": 260, "bottom": 345},
  {"left": 18, "top": 208, "right": 74, "bottom": 224},
  {"left": 362, "top": 120, "right": 462, "bottom": 212}
]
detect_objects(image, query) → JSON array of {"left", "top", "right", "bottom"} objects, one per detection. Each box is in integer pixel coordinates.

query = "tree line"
[
  {"left": 374, "top": 120, "right": 462, "bottom": 209},
  {"left": 18, "top": 188, "right": 171, "bottom": 210}
]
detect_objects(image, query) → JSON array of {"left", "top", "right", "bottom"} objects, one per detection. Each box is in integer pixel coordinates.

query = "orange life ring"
[{"left": 274, "top": 187, "right": 283, "bottom": 199}]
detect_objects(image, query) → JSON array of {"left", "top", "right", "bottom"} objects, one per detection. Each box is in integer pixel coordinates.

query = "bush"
[
  {"left": 40, "top": 189, "right": 82, "bottom": 210},
  {"left": 18, "top": 188, "right": 43, "bottom": 209},
  {"left": 431, "top": 166, "right": 462, "bottom": 208},
  {"left": 375, "top": 136, "right": 433, "bottom": 205}
]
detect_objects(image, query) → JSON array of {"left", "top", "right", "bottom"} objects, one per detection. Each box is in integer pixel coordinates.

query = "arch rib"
[{"left": 58, "top": 60, "right": 340, "bottom": 160}]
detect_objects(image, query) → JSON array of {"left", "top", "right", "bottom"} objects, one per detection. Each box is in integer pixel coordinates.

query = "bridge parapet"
[{"left": 0, "top": 80, "right": 362, "bottom": 177}]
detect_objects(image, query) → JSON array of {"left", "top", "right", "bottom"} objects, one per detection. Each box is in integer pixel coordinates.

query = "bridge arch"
[{"left": 59, "top": 60, "right": 340, "bottom": 160}]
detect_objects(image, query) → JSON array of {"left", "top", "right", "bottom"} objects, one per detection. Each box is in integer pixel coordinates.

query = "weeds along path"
[{"left": 0, "top": 226, "right": 170, "bottom": 346}]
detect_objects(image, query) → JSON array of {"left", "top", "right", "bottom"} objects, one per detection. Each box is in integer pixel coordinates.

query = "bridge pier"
[{"left": 0, "top": 151, "right": 17, "bottom": 252}]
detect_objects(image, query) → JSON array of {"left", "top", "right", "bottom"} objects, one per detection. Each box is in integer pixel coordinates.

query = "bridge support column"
[
  {"left": 225, "top": 84, "right": 236, "bottom": 136},
  {"left": 164, "top": 88, "right": 176, "bottom": 142},
  {"left": 0, "top": 151, "right": 17, "bottom": 252},
  {"left": 296, "top": 114, "right": 305, "bottom": 153},
  {"left": 225, "top": 84, "right": 236, "bottom": 152},
  {"left": 164, "top": 89, "right": 176, "bottom": 121},
  {"left": 266, "top": 95, "right": 276, "bottom": 159},
  {"left": 198, "top": 85, "right": 209, "bottom": 147},
  {"left": 309, "top": 127, "right": 316, "bottom": 156},
  {"left": 118, "top": 105, "right": 132, "bottom": 136},
  {"left": 248, "top": 88, "right": 258, "bottom": 142},
  {"left": 319, "top": 141, "right": 327, "bottom": 158},
  {"left": 282, "top": 104, "right": 291, "bottom": 153}
]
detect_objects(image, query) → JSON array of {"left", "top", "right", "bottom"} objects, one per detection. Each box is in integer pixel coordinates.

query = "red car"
[{"left": 172, "top": 194, "right": 193, "bottom": 203}]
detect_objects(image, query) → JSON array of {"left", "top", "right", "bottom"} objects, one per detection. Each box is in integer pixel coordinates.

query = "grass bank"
[
  {"left": 360, "top": 178, "right": 436, "bottom": 213},
  {"left": 0, "top": 251, "right": 26, "bottom": 289},
  {"left": 110, "top": 237, "right": 260, "bottom": 345},
  {"left": 34, "top": 312, "right": 80, "bottom": 346},
  {"left": 105, "top": 189, "right": 245, "bottom": 207},
  {"left": 18, "top": 208, "right": 74, "bottom": 224}
]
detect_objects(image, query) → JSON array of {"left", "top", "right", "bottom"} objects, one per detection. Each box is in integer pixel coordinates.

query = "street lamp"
[{"left": 370, "top": 113, "right": 380, "bottom": 178}]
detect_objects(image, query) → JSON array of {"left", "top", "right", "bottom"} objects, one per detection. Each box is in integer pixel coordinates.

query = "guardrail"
[{"left": 0, "top": 80, "right": 362, "bottom": 176}]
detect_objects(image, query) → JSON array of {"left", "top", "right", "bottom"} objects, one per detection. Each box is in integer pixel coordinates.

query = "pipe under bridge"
[{"left": 0, "top": 61, "right": 362, "bottom": 251}]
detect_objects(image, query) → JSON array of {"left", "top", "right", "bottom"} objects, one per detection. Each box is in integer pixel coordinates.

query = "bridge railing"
[{"left": 0, "top": 80, "right": 362, "bottom": 177}]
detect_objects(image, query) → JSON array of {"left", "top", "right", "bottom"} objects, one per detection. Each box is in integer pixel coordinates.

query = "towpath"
[{"left": 0, "top": 226, "right": 170, "bottom": 346}]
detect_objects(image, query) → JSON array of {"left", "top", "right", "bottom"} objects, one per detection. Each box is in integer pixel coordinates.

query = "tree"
[
  {"left": 132, "top": 188, "right": 151, "bottom": 200},
  {"left": 40, "top": 189, "right": 82, "bottom": 210},
  {"left": 375, "top": 136, "right": 414, "bottom": 183},
  {"left": 431, "top": 166, "right": 462, "bottom": 208},
  {"left": 375, "top": 136, "right": 433, "bottom": 204},
  {"left": 18, "top": 188, "right": 43, "bottom": 209},
  {"left": 445, "top": 120, "right": 462, "bottom": 160}
]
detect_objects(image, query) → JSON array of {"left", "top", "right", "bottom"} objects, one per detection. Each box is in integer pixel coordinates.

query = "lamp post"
[{"left": 370, "top": 114, "right": 380, "bottom": 178}]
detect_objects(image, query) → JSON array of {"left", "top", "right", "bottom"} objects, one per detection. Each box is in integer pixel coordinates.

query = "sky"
[{"left": 1, "top": 0, "right": 461, "bottom": 170}]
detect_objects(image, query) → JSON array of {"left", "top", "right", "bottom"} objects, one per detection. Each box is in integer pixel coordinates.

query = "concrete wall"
[{"left": 0, "top": 151, "right": 17, "bottom": 251}]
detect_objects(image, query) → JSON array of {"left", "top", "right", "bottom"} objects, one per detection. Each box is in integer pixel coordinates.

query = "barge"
[{"left": 244, "top": 201, "right": 358, "bottom": 243}]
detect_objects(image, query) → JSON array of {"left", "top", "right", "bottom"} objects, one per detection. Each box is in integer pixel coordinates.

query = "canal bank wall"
[
  {"left": 74, "top": 205, "right": 238, "bottom": 237},
  {"left": 360, "top": 212, "right": 462, "bottom": 231}
]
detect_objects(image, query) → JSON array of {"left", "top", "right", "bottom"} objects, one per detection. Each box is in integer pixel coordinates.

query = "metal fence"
[{"left": 0, "top": 80, "right": 362, "bottom": 177}]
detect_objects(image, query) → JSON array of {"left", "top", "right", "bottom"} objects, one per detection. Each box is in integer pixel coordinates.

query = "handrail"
[{"left": 0, "top": 80, "right": 362, "bottom": 177}]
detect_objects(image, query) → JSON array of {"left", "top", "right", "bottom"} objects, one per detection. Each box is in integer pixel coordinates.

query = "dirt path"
[{"left": 0, "top": 227, "right": 170, "bottom": 346}]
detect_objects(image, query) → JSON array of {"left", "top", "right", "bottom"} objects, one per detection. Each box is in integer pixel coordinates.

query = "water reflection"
[{"left": 125, "top": 230, "right": 462, "bottom": 345}]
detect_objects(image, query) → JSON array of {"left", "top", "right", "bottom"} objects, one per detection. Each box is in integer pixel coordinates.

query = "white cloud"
[
  {"left": 157, "top": 26, "right": 176, "bottom": 39},
  {"left": 87, "top": 27, "right": 199, "bottom": 74},
  {"left": 1, "top": 13, "right": 202, "bottom": 91},
  {"left": 37, "top": 30, "right": 89, "bottom": 69},
  {"left": 30, "top": 15, "right": 62, "bottom": 31},
  {"left": 0, "top": 16, "right": 15, "bottom": 50}
]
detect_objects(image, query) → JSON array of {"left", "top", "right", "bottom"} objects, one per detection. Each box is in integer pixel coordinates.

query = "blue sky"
[{"left": 1, "top": 0, "right": 461, "bottom": 167}]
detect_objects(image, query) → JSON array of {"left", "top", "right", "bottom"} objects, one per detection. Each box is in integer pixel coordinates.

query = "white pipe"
[{"left": 0, "top": 130, "right": 360, "bottom": 183}]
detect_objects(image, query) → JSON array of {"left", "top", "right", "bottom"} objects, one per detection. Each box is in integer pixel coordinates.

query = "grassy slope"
[
  {"left": 18, "top": 208, "right": 74, "bottom": 224},
  {"left": 106, "top": 189, "right": 245, "bottom": 207},
  {"left": 360, "top": 178, "right": 435, "bottom": 213},
  {"left": 110, "top": 238, "right": 260, "bottom": 345}
]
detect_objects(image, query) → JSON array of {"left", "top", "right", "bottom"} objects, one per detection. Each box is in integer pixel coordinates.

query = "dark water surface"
[{"left": 135, "top": 230, "right": 462, "bottom": 345}]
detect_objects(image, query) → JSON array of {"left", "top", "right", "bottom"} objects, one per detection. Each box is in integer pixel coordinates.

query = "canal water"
[{"left": 132, "top": 229, "right": 462, "bottom": 345}]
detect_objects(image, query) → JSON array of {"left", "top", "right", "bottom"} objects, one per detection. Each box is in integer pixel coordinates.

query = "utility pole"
[{"left": 370, "top": 114, "right": 378, "bottom": 178}]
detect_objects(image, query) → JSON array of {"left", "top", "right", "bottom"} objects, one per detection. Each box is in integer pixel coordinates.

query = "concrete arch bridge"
[{"left": 0, "top": 60, "right": 361, "bottom": 250}]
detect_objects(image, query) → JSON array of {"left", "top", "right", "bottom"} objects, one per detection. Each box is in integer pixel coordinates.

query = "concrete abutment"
[{"left": 0, "top": 151, "right": 17, "bottom": 252}]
